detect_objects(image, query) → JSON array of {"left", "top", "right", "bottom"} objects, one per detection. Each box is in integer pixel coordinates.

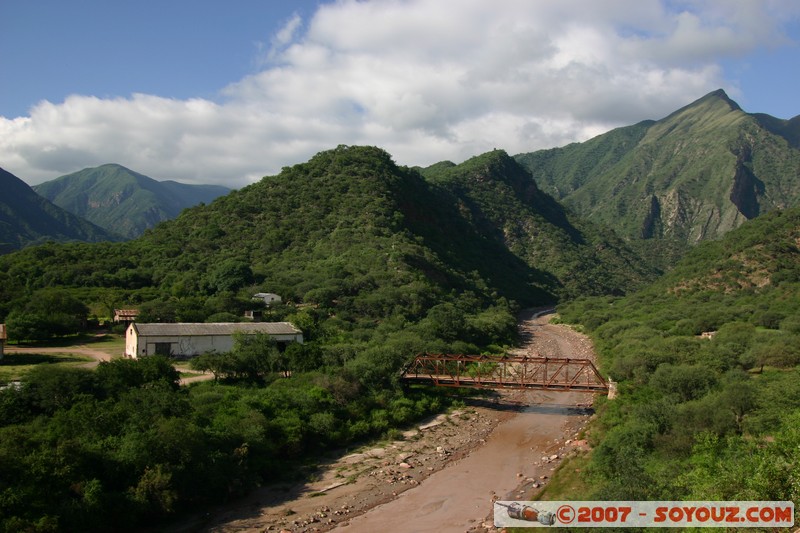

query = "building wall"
[
  {"left": 125, "top": 326, "right": 303, "bottom": 359},
  {"left": 125, "top": 324, "right": 139, "bottom": 358}
]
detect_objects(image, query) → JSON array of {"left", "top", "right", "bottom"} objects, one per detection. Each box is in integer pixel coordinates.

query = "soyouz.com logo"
[{"left": 493, "top": 501, "right": 795, "bottom": 528}]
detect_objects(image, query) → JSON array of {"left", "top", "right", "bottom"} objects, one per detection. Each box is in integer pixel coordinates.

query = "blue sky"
[
  {"left": 2, "top": 0, "right": 799, "bottom": 187},
  {"left": 0, "top": 1, "right": 322, "bottom": 118}
]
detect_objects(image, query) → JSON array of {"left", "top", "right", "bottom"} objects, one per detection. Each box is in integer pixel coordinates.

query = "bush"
[{"left": 649, "top": 364, "right": 717, "bottom": 402}]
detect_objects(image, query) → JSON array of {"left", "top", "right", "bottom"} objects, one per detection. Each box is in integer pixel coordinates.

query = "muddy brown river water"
[{"left": 340, "top": 390, "right": 591, "bottom": 532}]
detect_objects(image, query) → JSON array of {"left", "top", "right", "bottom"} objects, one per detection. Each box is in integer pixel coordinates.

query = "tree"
[
  {"left": 6, "top": 289, "right": 89, "bottom": 340},
  {"left": 137, "top": 299, "right": 178, "bottom": 323},
  {"left": 420, "top": 303, "right": 466, "bottom": 342},
  {"left": 750, "top": 336, "right": 800, "bottom": 371},
  {"left": 21, "top": 366, "right": 98, "bottom": 416},
  {"left": 189, "top": 352, "right": 230, "bottom": 381},
  {"left": 190, "top": 334, "right": 282, "bottom": 382},
  {"left": 718, "top": 378, "right": 757, "bottom": 435},
  {"left": 231, "top": 332, "right": 283, "bottom": 379},
  {"left": 204, "top": 259, "right": 254, "bottom": 294},
  {"left": 285, "top": 342, "right": 322, "bottom": 372},
  {"left": 96, "top": 356, "right": 180, "bottom": 397},
  {"left": 5, "top": 309, "right": 50, "bottom": 341},
  {"left": 650, "top": 364, "right": 717, "bottom": 402}
]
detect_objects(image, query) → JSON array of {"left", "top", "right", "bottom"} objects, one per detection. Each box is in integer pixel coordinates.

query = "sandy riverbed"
[{"left": 197, "top": 311, "right": 601, "bottom": 533}]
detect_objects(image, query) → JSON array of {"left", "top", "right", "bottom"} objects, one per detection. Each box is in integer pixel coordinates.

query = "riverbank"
[
  {"left": 196, "top": 391, "right": 522, "bottom": 532},
  {"left": 198, "top": 313, "right": 600, "bottom": 532},
  {"left": 196, "top": 388, "right": 593, "bottom": 533},
  {"left": 339, "top": 390, "right": 592, "bottom": 533}
]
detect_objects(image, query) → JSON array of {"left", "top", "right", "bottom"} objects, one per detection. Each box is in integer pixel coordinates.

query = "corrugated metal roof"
[{"left": 133, "top": 322, "right": 301, "bottom": 337}]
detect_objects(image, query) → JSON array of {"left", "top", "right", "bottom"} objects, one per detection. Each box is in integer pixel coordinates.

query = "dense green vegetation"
[
  {"left": 422, "top": 150, "right": 655, "bottom": 296},
  {"left": 5, "top": 143, "right": 797, "bottom": 530},
  {"left": 515, "top": 89, "right": 800, "bottom": 249},
  {"left": 34, "top": 164, "right": 230, "bottom": 239},
  {"left": 0, "top": 145, "right": 651, "bottom": 346},
  {"left": 0, "top": 351, "right": 465, "bottom": 531},
  {"left": 555, "top": 207, "right": 800, "bottom": 514}
]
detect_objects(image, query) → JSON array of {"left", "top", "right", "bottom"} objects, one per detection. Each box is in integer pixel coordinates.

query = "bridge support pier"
[{"left": 607, "top": 379, "right": 618, "bottom": 400}]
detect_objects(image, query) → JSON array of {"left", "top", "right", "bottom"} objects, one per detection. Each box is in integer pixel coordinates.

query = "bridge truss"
[{"left": 401, "top": 353, "right": 609, "bottom": 393}]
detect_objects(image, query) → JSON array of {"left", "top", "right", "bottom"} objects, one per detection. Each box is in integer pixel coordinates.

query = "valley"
[
  {"left": 0, "top": 90, "right": 799, "bottom": 531},
  {"left": 200, "top": 312, "right": 596, "bottom": 533}
]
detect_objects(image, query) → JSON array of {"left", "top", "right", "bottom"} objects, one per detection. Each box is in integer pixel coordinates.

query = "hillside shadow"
[{"left": 463, "top": 394, "right": 594, "bottom": 416}]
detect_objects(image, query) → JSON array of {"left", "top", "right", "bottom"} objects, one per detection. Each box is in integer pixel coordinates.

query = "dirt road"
[
  {"left": 3, "top": 345, "right": 112, "bottom": 368},
  {"left": 4, "top": 341, "right": 215, "bottom": 385},
  {"left": 200, "top": 310, "right": 600, "bottom": 533}
]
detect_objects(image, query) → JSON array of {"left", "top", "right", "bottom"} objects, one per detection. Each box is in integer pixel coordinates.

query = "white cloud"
[{"left": 1, "top": 0, "right": 798, "bottom": 187}]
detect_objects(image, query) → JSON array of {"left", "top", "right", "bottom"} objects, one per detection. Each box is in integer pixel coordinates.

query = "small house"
[
  {"left": 243, "top": 309, "right": 263, "bottom": 320},
  {"left": 125, "top": 322, "right": 303, "bottom": 359},
  {"left": 114, "top": 309, "right": 139, "bottom": 324},
  {"left": 253, "top": 293, "right": 282, "bottom": 306}
]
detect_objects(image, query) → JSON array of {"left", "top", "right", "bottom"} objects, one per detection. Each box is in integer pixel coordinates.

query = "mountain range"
[
  {"left": 2, "top": 94, "right": 798, "bottom": 531},
  {"left": 514, "top": 89, "right": 800, "bottom": 251},
  {"left": 1, "top": 89, "right": 798, "bottom": 271},
  {"left": 0, "top": 167, "right": 119, "bottom": 253},
  {"left": 33, "top": 164, "right": 230, "bottom": 239}
]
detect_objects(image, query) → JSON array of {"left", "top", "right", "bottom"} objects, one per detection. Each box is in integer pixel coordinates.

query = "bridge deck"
[{"left": 400, "top": 353, "right": 609, "bottom": 392}]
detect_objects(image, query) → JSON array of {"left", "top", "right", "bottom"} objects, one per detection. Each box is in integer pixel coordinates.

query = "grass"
[
  {"left": 85, "top": 334, "right": 126, "bottom": 358},
  {"left": 0, "top": 333, "right": 126, "bottom": 383},
  {"left": 533, "top": 453, "right": 593, "bottom": 501},
  {"left": 7, "top": 332, "right": 126, "bottom": 359},
  {"left": 0, "top": 352, "right": 93, "bottom": 383},
  {"left": 172, "top": 360, "right": 205, "bottom": 379}
]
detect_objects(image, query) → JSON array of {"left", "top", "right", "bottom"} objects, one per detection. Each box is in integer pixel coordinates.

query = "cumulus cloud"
[{"left": 1, "top": 0, "right": 798, "bottom": 186}]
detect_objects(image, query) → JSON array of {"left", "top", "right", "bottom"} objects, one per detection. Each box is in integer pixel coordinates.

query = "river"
[
  {"left": 201, "top": 311, "right": 600, "bottom": 533},
  {"left": 340, "top": 390, "right": 591, "bottom": 532}
]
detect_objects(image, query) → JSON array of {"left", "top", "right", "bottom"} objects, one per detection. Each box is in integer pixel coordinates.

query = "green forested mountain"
[
  {"left": 1, "top": 146, "right": 652, "bottom": 327},
  {"left": 33, "top": 164, "right": 230, "bottom": 239},
  {"left": 420, "top": 150, "right": 654, "bottom": 297},
  {"left": 556, "top": 206, "right": 800, "bottom": 506},
  {"left": 0, "top": 167, "right": 119, "bottom": 253},
  {"left": 515, "top": 90, "right": 800, "bottom": 251}
]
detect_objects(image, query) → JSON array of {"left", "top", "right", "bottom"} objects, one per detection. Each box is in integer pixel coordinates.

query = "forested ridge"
[
  {"left": 0, "top": 146, "right": 652, "bottom": 338},
  {"left": 421, "top": 150, "right": 654, "bottom": 296},
  {"left": 0, "top": 167, "right": 119, "bottom": 254},
  {"left": 554, "top": 207, "right": 800, "bottom": 511}
]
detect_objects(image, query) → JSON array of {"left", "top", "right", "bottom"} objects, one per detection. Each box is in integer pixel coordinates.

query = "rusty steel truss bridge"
[{"left": 401, "top": 353, "right": 611, "bottom": 394}]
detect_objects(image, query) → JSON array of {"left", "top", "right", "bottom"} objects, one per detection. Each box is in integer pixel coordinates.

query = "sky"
[{"left": 2, "top": 0, "right": 799, "bottom": 188}]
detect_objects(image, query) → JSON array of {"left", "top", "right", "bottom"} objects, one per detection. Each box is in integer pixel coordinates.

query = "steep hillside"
[
  {"left": 0, "top": 167, "right": 119, "bottom": 253},
  {"left": 515, "top": 90, "right": 800, "bottom": 249},
  {"left": 556, "top": 206, "right": 800, "bottom": 505},
  {"left": 137, "top": 144, "right": 555, "bottom": 307},
  {"left": 421, "top": 150, "right": 655, "bottom": 297},
  {"left": 33, "top": 164, "right": 230, "bottom": 238}
]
